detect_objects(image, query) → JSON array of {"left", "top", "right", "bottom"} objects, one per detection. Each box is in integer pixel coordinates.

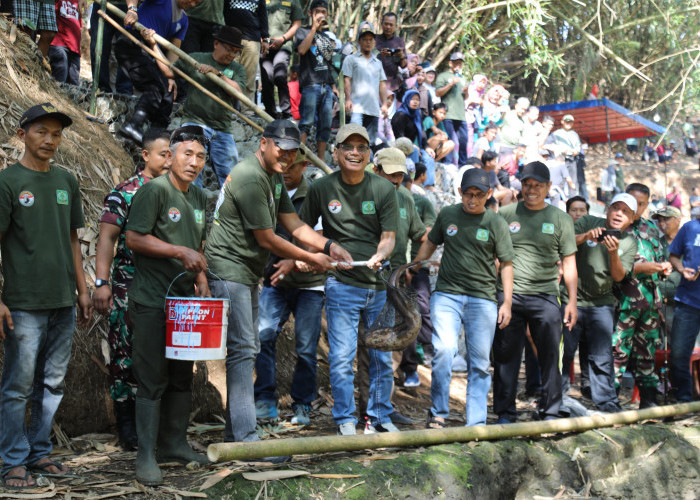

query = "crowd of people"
[{"left": 1, "top": 0, "right": 700, "bottom": 491}]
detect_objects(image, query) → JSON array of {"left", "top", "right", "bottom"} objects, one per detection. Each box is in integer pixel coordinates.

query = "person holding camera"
[
  {"left": 374, "top": 12, "right": 406, "bottom": 95},
  {"left": 564, "top": 193, "right": 639, "bottom": 413}
]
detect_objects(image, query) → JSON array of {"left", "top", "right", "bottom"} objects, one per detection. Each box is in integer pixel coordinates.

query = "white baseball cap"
[{"left": 610, "top": 193, "right": 638, "bottom": 213}]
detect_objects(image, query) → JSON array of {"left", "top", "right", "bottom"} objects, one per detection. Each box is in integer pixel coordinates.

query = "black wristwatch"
[
  {"left": 95, "top": 279, "right": 110, "bottom": 288},
  {"left": 323, "top": 239, "right": 334, "bottom": 255}
]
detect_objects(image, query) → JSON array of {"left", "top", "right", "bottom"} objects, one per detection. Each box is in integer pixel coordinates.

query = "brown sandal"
[{"left": 426, "top": 411, "right": 447, "bottom": 429}]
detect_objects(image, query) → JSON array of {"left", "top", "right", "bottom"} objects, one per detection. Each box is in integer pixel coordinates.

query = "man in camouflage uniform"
[
  {"left": 613, "top": 183, "right": 672, "bottom": 408},
  {"left": 93, "top": 129, "right": 171, "bottom": 448}
]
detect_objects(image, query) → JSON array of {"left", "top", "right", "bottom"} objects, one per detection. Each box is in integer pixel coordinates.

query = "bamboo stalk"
[
  {"left": 207, "top": 401, "right": 700, "bottom": 462},
  {"left": 89, "top": 0, "right": 108, "bottom": 115},
  {"left": 104, "top": 1, "right": 332, "bottom": 174}
]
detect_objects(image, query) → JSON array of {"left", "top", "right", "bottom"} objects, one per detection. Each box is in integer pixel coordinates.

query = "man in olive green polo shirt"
[
  {"left": 300, "top": 123, "right": 399, "bottom": 435},
  {"left": 125, "top": 126, "right": 210, "bottom": 485},
  {"left": 563, "top": 193, "right": 638, "bottom": 413},
  {"left": 413, "top": 168, "right": 514, "bottom": 427},
  {"left": 493, "top": 161, "right": 578, "bottom": 423},
  {"left": 435, "top": 52, "right": 468, "bottom": 166},
  {"left": 205, "top": 120, "right": 348, "bottom": 451}
]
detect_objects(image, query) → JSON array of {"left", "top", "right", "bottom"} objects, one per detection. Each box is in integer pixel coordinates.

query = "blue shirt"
[
  {"left": 668, "top": 218, "right": 700, "bottom": 309},
  {"left": 137, "top": 0, "right": 188, "bottom": 41}
]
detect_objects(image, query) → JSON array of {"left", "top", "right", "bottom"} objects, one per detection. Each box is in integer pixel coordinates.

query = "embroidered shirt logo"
[
  {"left": 328, "top": 200, "right": 342, "bottom": 214},
  {"left": 542, "top": 223, "right": 555, "bottom": 234},
  {"left": 56, "top": 190, "right": 69, "bottom": 205},
  {"left": 476, "top": 229, "right": 489, "bottom": 241},
  {"left": 362, "top": 201, "right": 376, "bottom": 214},
  {"left": 194, "top": 210, "right": 204, "bottom": 224},
  {"left": 168, "top": 208, "right": 181, "bottom": 222},
  {"left": 446, "top": 224, "right": 458, "bottom": 236},
  {"left": 509, "top": 222, "right": 521, "bottom": 233},
  {"left": 18, "top": 191, "right": 34, "bottom": 207}
]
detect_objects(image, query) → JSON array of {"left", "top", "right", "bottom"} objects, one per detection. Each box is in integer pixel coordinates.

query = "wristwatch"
[
  {"left": 95, "top": 279, "right": 109, "bottom": 288},
  {"left": 127, "top": 5, "right": 138, "bottom": 13}
]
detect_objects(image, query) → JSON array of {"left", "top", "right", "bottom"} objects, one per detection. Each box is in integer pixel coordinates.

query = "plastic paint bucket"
[{"left": 165, "top": 297, "right": 229, "bottom": 360}]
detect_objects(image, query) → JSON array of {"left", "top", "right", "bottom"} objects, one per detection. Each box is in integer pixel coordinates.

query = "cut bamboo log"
[
  {"left": 207, "top": 401, "right": 700, "bottom": 462},
  {"left": 104, "top": 2, "right": 332, "bottom": 174}
]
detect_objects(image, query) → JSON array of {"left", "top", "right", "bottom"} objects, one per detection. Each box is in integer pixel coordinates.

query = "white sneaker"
[
  {"left": 337, "top": 422, "right": 357, "bottom": 436},
  {"left": 364, "top": 421, "right": 400, "bottom": 434}
]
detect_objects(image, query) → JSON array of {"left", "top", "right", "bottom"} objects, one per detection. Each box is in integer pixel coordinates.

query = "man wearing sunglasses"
[
  {"left": 300, "top": 124, "right": 399, "bottom": 435},
  {"left": 205, "top": 119, "right": 350, "bottom": 455}
]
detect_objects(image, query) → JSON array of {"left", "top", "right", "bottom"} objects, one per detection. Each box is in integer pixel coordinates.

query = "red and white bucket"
[{"left": 164, "top": 273, "right": 230, "bottom": 360}]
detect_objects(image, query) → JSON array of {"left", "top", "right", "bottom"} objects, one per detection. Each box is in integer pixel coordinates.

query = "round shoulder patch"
[
  {"left": 328, "top": 199, "right": 342, "bottom": 214},
  {"left": 19, "top": 191, "right": 34, "bottom": 207},
  {"left": 509, "top": 221, "right": 521, "bottom": 233},
  {"left": 586, "top": 240, "right": 598, "bottom": 247},
  {"left": 446, "top": 224, "right": 458, "bottom": 236},
  {"left": 168, "top": 207, "right": 181, "bottom": 222}
]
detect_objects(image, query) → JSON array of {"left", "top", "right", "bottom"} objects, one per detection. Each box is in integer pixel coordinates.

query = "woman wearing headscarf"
[{"left": 391, "top": 89, "right": 437, "bottom": 186}]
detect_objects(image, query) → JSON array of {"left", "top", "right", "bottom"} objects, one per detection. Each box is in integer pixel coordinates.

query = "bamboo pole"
[
  {"left": 104, "top": 1, "right": 332, "bottom": 174},
  {"left": 97, "top": 10, "right": 263, "bottom": 132},
  {"left": 208, "top": 401, "right": 700, "bottom": 462},
  {"left": 88, "top": 0, "right": 108, "bottom": 115}
]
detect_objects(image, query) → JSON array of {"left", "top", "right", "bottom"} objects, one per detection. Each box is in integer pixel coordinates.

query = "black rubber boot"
[
  {"left": 135, "top": 398, "right": 163, "bottom": 486},
  {"left": 639, "top": 386, "right": 659, "bottom": 409},
  {"left": 156, "top": 392, "right": 208, "bottom": 465},
  {"left": 115, "top": 399, "right": 138, "bottom": 451},
  {"left": 118, "top": 109, "right": 148, "bottom": 146}
]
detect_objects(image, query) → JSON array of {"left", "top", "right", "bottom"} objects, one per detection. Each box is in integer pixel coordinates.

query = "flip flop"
[
  {"left": 28, "top": 459, "right": 70, "bottom": 476},
  {"left": 2, "top": 466, "right": 36, "bottom": 490}
]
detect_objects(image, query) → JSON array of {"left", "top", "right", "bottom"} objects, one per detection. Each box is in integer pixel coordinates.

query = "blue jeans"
[
  {"left": 408, "top": 147, "right": 436, "bottom": 187},
  {"left": 299, "top": 84, "right": 333, "bottom": 143},
  {"left": 563, "top": 305, "right": 619, "bottom": 410},
  {"left": 324, "top": 276, "right": 392, "bottom": 425},
  {"left": 350, "top": 113, "right": 379, "bottom": 145},
  {"left": 0, "top": 307, "right": 75, "bottom": 474},
  {"left": 182, "top": 122, "right": 238, "bottom": 188},
  {"left": 443, "top": 119, "right": 469, "bottom": 166},
  {"left": 430, "top": 292, "right": 497, "bottom": 426},
  {"left": 254, "top": 286, "right": 325, "bottom": 406},
  {"left": 209, "top": 279, "right": 260, "bottom": 443},
  {"left": 670, "top": 301, "right": 700, "bottom": 402}
]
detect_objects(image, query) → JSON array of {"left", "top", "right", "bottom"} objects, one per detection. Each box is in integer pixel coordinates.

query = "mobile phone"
[{"left": 597, "top": 229, "right": 622, "bottom": 242}]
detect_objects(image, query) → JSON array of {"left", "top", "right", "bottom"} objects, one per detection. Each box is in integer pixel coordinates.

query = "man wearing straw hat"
[
  {"left": 205, "top": 119, "right": 350, "bottom": 457},
  {"left": 125, "top": 125, "right": 210, "bottom": 486}
]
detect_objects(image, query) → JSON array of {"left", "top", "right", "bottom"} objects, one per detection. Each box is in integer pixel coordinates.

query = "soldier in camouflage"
[
  {"left": 613, "top": 183, "right": 672, "bottom": 408},
  {"left": 93, "top": 129, "right": 171, "bottom": 449}
]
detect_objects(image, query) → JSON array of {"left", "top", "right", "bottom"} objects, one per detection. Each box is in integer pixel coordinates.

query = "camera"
[{"left": 597, "top": 229, "right": 622, "bottom": 242}]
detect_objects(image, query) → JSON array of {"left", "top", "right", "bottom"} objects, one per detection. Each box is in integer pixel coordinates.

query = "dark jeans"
[
  {"left": 493, "top": 293, "right": 563, "bottom": 420},
  {"left": 443, "top": 119, "right": 469, "bottom": 166},
  {"left": 260, "top": 48, "right": 291, "bottom": 118},
  {"left": 181, "top": 16, "right": 217, "bottom": 54},
  {"left": 89, "top": 2, "right": 132, "bottom": 94},
  {"left": 49, "top": 45, "right": 80, "bottom": 85},
  {"left": 563, "top": 305, "right": 619, "bottom": 410},
  {"left": 254, "top": 286, "right": 325, "bottom": 407},
  {"left": 400, "top": 268, "right": 433, "bottom": 373},
  {"left": 524, "top": 340, "right": 542, "bottom": 394},
  {"left": 129, "top": 300, "right": 194, "bottom": 401},
  {"left": 114, "top": 35, "right": 173, "bottom": 126},
  {"left": 670, "top": 301, "right": 700, "bottom": 402}
]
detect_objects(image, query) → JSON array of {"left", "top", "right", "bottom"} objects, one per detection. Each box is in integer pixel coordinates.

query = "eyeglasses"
[
  {"left": 338, "top": 143, "right": 371, "bottom": 153},
  {"left": 462, "top": 191, "right": 487, "bottom": 200}
]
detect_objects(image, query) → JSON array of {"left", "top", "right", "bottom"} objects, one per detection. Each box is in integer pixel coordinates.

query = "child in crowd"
[{"left": 423, "top": 103, "right": 454, "bottom": 162}]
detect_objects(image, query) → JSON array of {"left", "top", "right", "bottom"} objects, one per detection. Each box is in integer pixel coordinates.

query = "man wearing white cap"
[
  {"left": 564, "top": 193, "right": 638, "bottom": 413},
  {"left": 552, "top": 114, "right": 584, "bottom": 198}
]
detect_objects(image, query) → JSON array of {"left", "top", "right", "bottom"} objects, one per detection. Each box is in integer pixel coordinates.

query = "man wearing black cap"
[
  {"left": 0, "top": 103, "right": 91, "bottom": 488},
  {"left": 493, "top": 161, "right": 578, "bottom": 423},
  {"left": 205, "top": 119, "right": 349, "bottom": 452},
  {"left": 413, "top": 168, "right": 514, "bottom": 428},
  {"left": 435, "top": 52, "right": 469, "bottom": 166},
  {"left": 170, "top": 26, "right": 247, "bottom": 188},
  {"left": 125, "top": 125, "right": 210, "bottom": 485}
]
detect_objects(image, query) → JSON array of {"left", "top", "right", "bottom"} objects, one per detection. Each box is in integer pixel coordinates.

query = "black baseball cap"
[
  {"left": 461, "top": 168, "right": 490, "bottom": 192},
  {"left": 170, "top": 125, "right": 210, "bottom": 147},
  {"left": 521, "top": 161, "right": 550, "bottom": 183},
  {"left": 19, "top": 102, "right": 72, "bottom": 129},
  {"left": 263, "top": 119, "right": 301, "bottom": 150},
  {"left": 310, "top": 0, "right": 328, "bottom": 10}
]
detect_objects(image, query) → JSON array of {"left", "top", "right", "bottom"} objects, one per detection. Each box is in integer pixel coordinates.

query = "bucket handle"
[{"left": 164, "top": 269, "right": 232, "bottom": 311}]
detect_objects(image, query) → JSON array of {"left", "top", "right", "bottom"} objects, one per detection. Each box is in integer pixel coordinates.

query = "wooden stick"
[
  {"left": 104, "top": 2, "right": 332, "bottom": 174},
  {"left": 208, "top": 401, "right": 700, "bottom": 462}
]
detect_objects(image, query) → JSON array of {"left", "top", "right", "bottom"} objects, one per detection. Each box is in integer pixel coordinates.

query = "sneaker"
[
  {"left": 290, "top": 404, "right": 310, "bottom": 425},
  {"left": 404, "top": 371, "right": 420, "bottom": 387},
  {"left": 364, "top": 421, "right": 400, "bottom": 434},
  {"left": 337, "top": 422, "right": 357, "bottom": 436},
  {"left": 255, "top": 400, "right": 278, "bottom": 420},
  {"left": 389, "top": 411, "right": 414, "bottom": 425},
  {"left": 495, "top": 416, "right": 514, "bottom": 425}
]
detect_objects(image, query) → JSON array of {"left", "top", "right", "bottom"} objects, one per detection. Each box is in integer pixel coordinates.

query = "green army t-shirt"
[
  {"left": 301, "top": 171, "right": 398, "bottom": 290},
  {"left": 411, "top": 192, "right": 436, "bottom": 259},
  {"left": 390, "top": 186, "right": 426, "bottom": 268},
  {"left": 499, "top": 202, "right": 577, "bottom": 296},
  {"left": 126, "top": 174, "right": 207, "bottom": 309},
  {"left": 174, "top": 52, "right": 246, "bottom": 134},
  {"left": 205, "top": 155, "right": 295, "bottom": 285},
  {"left": 574, "top": 215, "right": 637, "bottom": 306},
  {"left": 266, "top": 0, "right": 303, "bottom": 52},
  {"left": 434, "top": 71, "right": 466, "bottom": 121},
  {"left": 0, "top": 163, "right": 84, "bottom": 309},
  {"left": 430, "top": 205, "right": 514, "bottom": 301}
]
